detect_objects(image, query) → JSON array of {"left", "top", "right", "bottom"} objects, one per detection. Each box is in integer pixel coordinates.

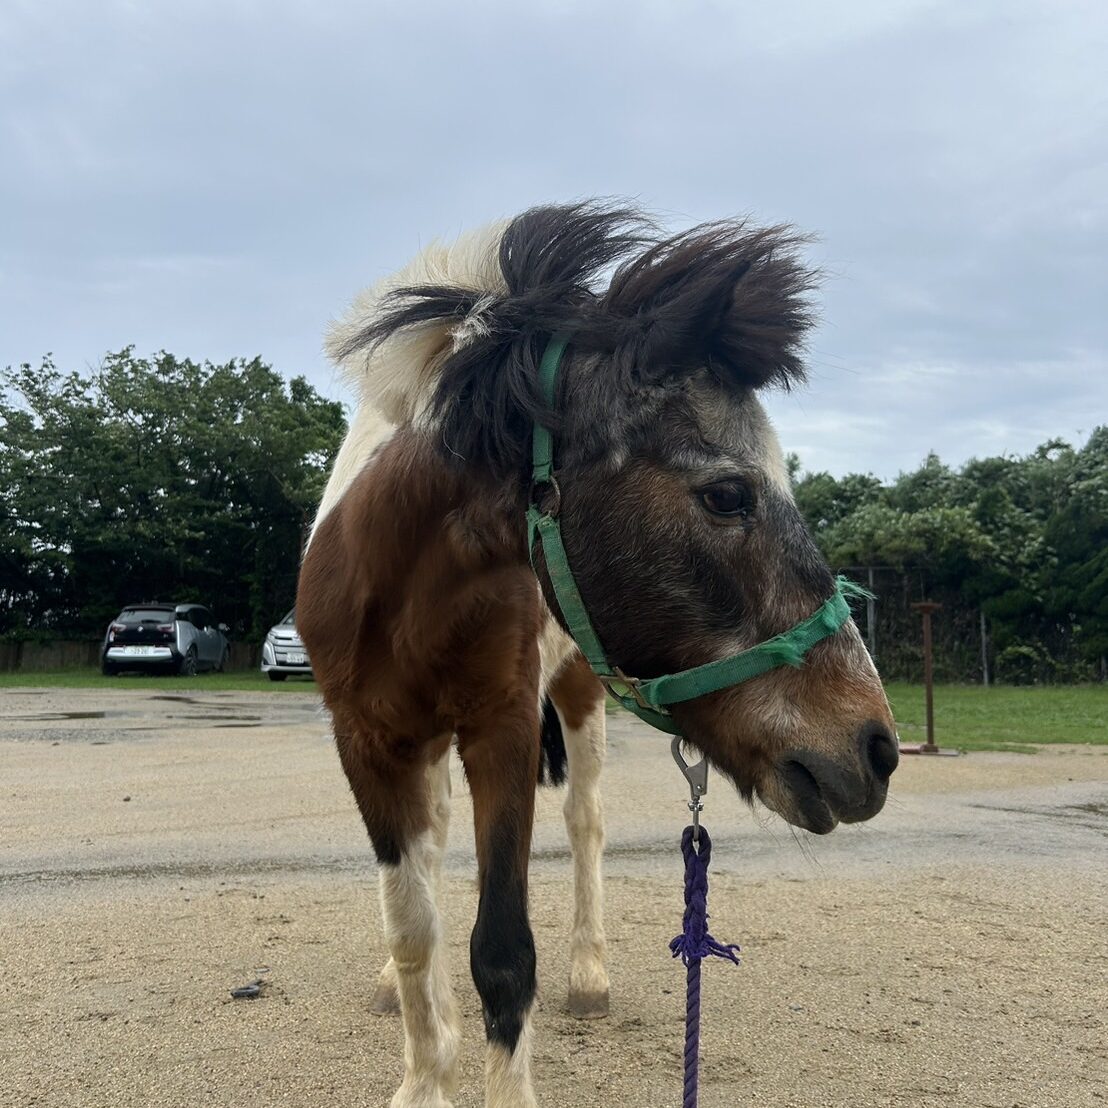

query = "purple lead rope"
[{"left": 669, "top": 825, "right": 740, "bottom": 1108}]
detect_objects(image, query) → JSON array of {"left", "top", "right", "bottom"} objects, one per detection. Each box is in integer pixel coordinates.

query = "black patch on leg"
[
  {"left": 538, "top": 697, "right": 567, "bottom": 788},
  {"left": 365, "top": 818, "right": 402, "bottom": 867},
  {"left": 333, "top": 736, "right": 406, "bottom": 867},
  {"left": 470, "top": 828, "right": 536, "bottom": 1051}
]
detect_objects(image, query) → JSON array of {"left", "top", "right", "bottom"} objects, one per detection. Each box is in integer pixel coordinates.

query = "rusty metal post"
[
  {"left": 911, "top": 601, "right": 942, "bottom": 754},
  {"left": 867, "top": 565, "right": 877, "bottom": 660},
  {"left": 980, "top": 609, "right": 990, "bottom": 688}
]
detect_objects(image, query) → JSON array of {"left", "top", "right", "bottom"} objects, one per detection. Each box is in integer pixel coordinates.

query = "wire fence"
[{"left": 841, "top": 566, "right": 1102, "bottom": 685}]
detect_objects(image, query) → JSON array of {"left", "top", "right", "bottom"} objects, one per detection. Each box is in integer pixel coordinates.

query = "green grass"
[
  {"left": 3, "top": 670, "right": 1105, "bottom": 752},
  {"left": 605, "top": 682, "right": 1106, "bottom": 753},
  {"left": 884, "top": 682, "right": 1108, "bottom": 752},
  {"left": 0, "top": 668, "right": 317, "bottom": 692}
]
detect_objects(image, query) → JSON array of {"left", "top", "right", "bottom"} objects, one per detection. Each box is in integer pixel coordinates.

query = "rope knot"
[
  {"left": 669, "top": 823, "right": 739, "bottom": 1108},
  {"left": 668, "top": 825, "right": 741, "bottom": 968}
]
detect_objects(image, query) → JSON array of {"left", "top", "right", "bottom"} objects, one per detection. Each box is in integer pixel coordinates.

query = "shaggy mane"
[
  {"left": 601, "top": 221, "right": 818, "bottom": 392},
  {"left": 325, "top": 220, "right": 511, "bottom": 426},
  {"left": 329, "top": 201, "right": 651, "bottom": 477},
  {"left": 322, "top": 200, "right": 818, "bottom": 487}
]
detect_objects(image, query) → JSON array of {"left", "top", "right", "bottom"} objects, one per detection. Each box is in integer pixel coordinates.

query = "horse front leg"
[
  {"left": 370, "top": 748, "right": 453, "bottom": 1017},
  {"left": 551, "top": 659, "right": 610, "bottom": 1018},
  {"left": 338, "top": 734, "right": 460, "bottom": 1108},
  {"left": 458, "top": 706, "right": 541, "bottom": 1108}
]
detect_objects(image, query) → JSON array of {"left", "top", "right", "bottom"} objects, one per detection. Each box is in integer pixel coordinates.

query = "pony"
[{"left": 296, "top": 201, "right": 897, "bottom": 1108}]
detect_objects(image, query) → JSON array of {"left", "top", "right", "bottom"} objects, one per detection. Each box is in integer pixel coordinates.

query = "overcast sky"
[{"left": 2, "top": 0, "right": 1105, "bottom": 479}]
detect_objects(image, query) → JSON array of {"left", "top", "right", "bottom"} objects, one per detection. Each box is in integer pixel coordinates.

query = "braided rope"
[
  {"left": 669, "top": 826, "right": 740, "bottom": 1108},
  {"left": 683, "top": 959, "right": 701, "bottom": 1107}
]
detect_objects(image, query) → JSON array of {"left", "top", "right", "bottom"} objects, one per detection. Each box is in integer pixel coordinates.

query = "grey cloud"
[{"left": 2, "top": 0, "right": 1104, "bottom": 478}]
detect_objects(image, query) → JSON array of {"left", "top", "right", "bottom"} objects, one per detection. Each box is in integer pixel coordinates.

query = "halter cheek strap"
[{"left": 526, "top": 334, "right": 871, "bottom": 734}]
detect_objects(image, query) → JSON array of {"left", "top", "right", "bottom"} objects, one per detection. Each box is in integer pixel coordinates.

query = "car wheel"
[
  {"left": 101, "top": 661, "right": 118, "bottom": 677},
  {"left": 178, "top": 647, "right": 198, "bottom": 677},
  {"left": 267, "top": 671, "right": 287, "bottom": 682}
]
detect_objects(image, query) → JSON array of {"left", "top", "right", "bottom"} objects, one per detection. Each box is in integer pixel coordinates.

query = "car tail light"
[
  {"left": 110, "top": 623, "right": 126, "bottom": 633},
  {"left": 157, "top": 623, "right": 174, "bottom": 635}
]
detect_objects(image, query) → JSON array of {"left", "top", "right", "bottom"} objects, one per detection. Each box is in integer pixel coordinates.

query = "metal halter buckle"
[
  {"left": 671, "top": 736, "right": 709, "bottom": 841},
  {"left": 529, "top": 474, "right": 561, "bottom": 518},
  {"left": 600, "top": 668, "right": 654, "bottom": 711}
]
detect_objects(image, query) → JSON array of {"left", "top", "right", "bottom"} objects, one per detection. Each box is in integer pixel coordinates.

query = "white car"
[{"left": 261, "top": 608, "right": 312, "bottom": 681}]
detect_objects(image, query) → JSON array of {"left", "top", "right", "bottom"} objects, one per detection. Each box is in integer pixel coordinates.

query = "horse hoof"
[
  {"left": 567, "top": 989, "right": 609, "bottom": 1020},
  {"left": 390, "top": 1087, "right": 452, "bottom": 1108},
  {"left": 370, "top": 980, "right": 400, "bottom": 1016}
]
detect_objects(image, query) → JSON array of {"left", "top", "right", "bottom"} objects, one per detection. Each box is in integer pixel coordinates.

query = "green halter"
[{"left": 526, "top": 334, "right": 870, "bottom": 735}]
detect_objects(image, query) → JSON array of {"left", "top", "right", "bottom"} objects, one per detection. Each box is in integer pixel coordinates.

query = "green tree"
[
  {"left": 1041, "top": 429, "right": 1108, "bottom": 666},
  {"left": 790, "top": 429, "right": 1107, "bottom": 683},
  {"left": 0, "top": 349, "right": 346, "bottom": 638},
  {"left": 794, "top": 470, "right": 884, "bottom": 531}
]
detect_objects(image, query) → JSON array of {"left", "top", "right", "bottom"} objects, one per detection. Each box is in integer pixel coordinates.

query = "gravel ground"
[{"left": 1, "top": 686, "right": 1106, "bottom": 1108}]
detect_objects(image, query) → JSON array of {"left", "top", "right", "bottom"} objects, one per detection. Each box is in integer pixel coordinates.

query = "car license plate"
[
  {"left": 123, "top": 646, "right": 158, "bottom": 656},
  {"left": 287, "top": 652, "right": 305, "bottom": 665}
]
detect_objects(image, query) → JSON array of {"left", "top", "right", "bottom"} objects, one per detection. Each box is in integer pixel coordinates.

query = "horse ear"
[{"left": 602, "top": 222, "right": 818, "bottom": 391}]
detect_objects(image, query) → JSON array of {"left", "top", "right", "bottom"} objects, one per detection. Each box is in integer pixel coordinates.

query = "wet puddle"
[
  {"left": 2, "top": 696, "right": 324, "bottom": 741},
  {"left": 5, "top": 711, "right": 110, "bottom": 722},
  {"left": 180, "top": 715, "right": 263, "bottom": 723},
  {"left": 974, "top": 800, "right": 1108, "bottom": 834},
  {"left": 1065, "top": 801, "right": 1108, "bottom": 818},
  {"left": 533, "top": 841, "right": 673, "bottom": 864},
  {"left": 1, "top": 855, "right": 366, "bottom": 886}
]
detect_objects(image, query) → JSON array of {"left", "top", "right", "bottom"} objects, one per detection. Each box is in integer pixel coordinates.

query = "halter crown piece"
[{"left": 526, "top": 333, "right": 872, "bottom": 735}]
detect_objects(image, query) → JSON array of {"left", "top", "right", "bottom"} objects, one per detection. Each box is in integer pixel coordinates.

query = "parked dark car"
[
  {"left": 260, "top": 607, "right": 312, "bottom": 681},
  {"left": 101, "top": 603, "right": 230, "bottom": 676}
]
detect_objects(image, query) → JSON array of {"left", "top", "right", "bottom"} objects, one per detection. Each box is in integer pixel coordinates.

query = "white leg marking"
[
  {"left": 560, "top": 701, "right": 610, "bottom": 1018},
  {"left": 373, "top": 748, "right": 454, "bottom": 1018},
  {"left": 486, "top": 1014, "right": 538, "bottom": 1108},
  {"left": 537, "top": 610, "right": 579, "bottom": 688},
  {"left": 380, "top": 748, "right": 459, "bottom": 1108}
]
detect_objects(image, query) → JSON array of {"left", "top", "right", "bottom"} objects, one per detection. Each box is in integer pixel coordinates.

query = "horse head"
[{"left": 329, "top": 201, "right": 897, "bottom": 834}]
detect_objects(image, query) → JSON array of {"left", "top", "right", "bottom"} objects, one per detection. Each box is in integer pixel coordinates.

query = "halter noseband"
[{"left": 526, "top": 334, "right": 869, "bottom": 735}]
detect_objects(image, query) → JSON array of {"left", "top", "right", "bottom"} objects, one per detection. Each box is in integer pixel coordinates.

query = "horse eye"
[{"left": 699, "top": 482, "right": 755, "bottom": 519}]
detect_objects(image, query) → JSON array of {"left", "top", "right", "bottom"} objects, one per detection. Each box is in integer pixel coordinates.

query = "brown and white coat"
[{"left": 297, "top": 203, "right": 897, "bottom": 1107}]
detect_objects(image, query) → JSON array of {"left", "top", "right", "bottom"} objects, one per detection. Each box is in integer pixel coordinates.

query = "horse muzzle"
[{"left": 770, "top": 720, "right": 899, "bottom": 834}]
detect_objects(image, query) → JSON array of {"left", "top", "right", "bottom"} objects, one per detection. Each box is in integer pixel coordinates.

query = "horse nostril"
[{"left": 861, "top": 723, "right": 899, "bottom": 782}]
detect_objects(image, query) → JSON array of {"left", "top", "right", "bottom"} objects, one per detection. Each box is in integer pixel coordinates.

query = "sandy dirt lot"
[{"left": 1, "top": 686, "right": 1106, "bottom": 1108}]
